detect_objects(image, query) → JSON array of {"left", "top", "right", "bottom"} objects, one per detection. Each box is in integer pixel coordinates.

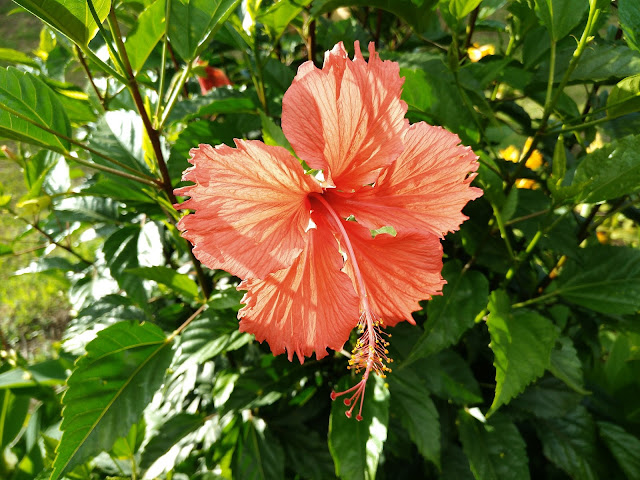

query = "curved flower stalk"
[{"left": 175, "top": 42, "right": 482, "bottom": 420}]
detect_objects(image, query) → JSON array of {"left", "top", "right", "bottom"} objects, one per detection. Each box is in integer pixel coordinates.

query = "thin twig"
[{"left": 75, "top": 45, "right": 106, "bottom": 110}]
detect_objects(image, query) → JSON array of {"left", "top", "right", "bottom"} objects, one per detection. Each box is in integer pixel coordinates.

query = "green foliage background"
[{"left": 1, "top": 0, "right": 640, "bottom": 479}]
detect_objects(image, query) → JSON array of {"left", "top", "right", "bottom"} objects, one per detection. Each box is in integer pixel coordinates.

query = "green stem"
[
  {"left": 544, "top": 40, "right": 557, "bottom": 116},
  {"left": 492, "top": 203, "right": 516, "bottom": 261},
  {"left": 80, "top": 47, "right": 129, "bottom": 84},
  {"left": 159, "top": 62, "right": 192, "bottom": 129},
  {"left": 539, "top": 0, "right": 602, "bottom": 130},
  {"left": 13, "top": 212, "right": 94, "bottom": 265},
  {"left": 75, "top": 45, "right": 106, "bottom": 111},
  {"left": 154, "top": 0, "right": 172, "bottom": 128}
]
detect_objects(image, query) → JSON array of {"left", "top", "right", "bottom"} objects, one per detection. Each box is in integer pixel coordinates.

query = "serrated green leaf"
[
  {"left": 12, "top": 0, "right": 110, "bottom": 46},
  {"left": 408, "top": 262, "right": 488, "bottom": 363},
  {"left": 389, "top": 368, "right": 440, "bottom": 467},
  {"left": 127, "top": 266, "right": 199, "bottom": 300},
  {"left": 607, "top": 74, "right": 640, "bottom": 118},
  {"left": 549, "top": 245, "right": 640, "bottom": 314},
  {"left": 234, "top": 418, "right": 285, "bottom": 480},
  {"left": 124, "top": 0, "right": 165, "bottom": 72},
  {"left": 458, "top": 411, "right": 531, "bottom": 480},
  {"left": 598, "top": 421, "right": 640, "bottom": 480},
  {"left": 536, "top": 406, "right": 598, "bottom": 480},
  {"left": 511, "top": 376, "right": 583, "bottom": 419},
  {"left": 173, "top": 308, "right": 251, "bottom": 374},
  {"left": 619, "top": 0, "right": 640, "bottom": 53},
  {"left": 534, "top": 0, "right": 588, "bottom": 41},
  {"left": 487, "top": 291, "right": 559, "bottom": 415},
  {"left": 421, "top": 350, "right": 483, "bottom": 405},
  {"left": 168, "top": 0, "right": 241, "bottom": 61},
  {"left": 549, "top": 337, "right": 589, "bottom": 394},
  {"left": 572, "top": 133, "right": 640, "bottom": 203},
  {"left": 0, "top": 67, "right": 71, "bottom": 151},
  {"left": 329, "top": 375, "right": 389, "bottom": 480},
  {"left": 140, "top": 413, "right": 206, "bottom": 469},
  {"left": 51, "top": 321, "right": 174, "bottom": 480}
]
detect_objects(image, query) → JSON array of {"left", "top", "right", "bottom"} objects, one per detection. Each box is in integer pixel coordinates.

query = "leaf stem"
[
  {"left": 75, "top": 45, "right": 106, "bottom": 111},
  {"left": 13, "top": 212, "right": 93, "bottom": 265},
  {"left": 170, "top": 303, "right": 208, "bottom": 339},
  {"left": 0, "top": 102, "right": 160, "bottom": 184}
]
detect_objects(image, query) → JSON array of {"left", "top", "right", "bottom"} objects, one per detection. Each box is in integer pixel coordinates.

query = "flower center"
[{"left": 310, "top": 192, "right": 392, "bottom": 421}]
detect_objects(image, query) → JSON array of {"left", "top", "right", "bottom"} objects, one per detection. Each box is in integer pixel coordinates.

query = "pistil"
[{"left": 310, "top": 192, "right": 392, "bottom": 421}]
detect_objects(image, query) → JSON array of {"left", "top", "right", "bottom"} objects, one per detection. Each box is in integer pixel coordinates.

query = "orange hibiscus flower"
[{"left": 175, "top": 42, "right": 482, "bottom": 420}]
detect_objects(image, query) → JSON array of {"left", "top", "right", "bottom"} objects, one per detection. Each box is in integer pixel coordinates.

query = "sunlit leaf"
[
  {"left": 487, "top": 291, "right": 558, "bottom": 415},
  {"left": 12, "top": 0, "right": 111, "bottom": 46},
  {"left": 51, "top": 321, "right": 174, "bottom": 480}
]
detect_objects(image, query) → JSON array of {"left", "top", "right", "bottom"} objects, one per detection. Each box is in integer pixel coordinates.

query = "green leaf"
[
  {"left": 258, "top": 0, "right": 312, "bottom": 40},
  {"left": 549, "top": 336, "right": 589, "bottom": 394},
  {"left": 407, "top": 262, "right": 488, "bottom": 362},
  {"left": 511, "top": 377, "right": 583, "bottom": 419},
  {"left": 486, "top": 291, "right": 559, "bottom": 415},
  {"left": 234, "top": 418, "right": 285, "bottom": 480},
  {"left": 450, "top": 0, "right": 482, "bottom": 19},
  {"left": 140, "top": 413, "right": 206, "bottom": 469},
  {"left": 536, "top": 406, "right": 598, "bottom": 480},
  {"left": 12, "top": 0, "right": 111, "bottom": 46},
  {"left": 312, "top": 0, "right": 438, "bottom": 34},
  {"left": 534, "top": 0, "right": 588, "bottom": 41},
  {"left": 88, "top": 110, "right": 153, "bottom": 175},
  {"left": 280, "top": 426, "right": 335, "bottom": 480},
  {"left": 0, "top": 47, "right": 38, "bottom": 67},
  {"left": 389, "top": 368, "right": 440, "bottom": 467},
  {"left": 421, "top": 350, "right": 483, "bottom": 404},
  {"left": 607, "top": 74, "right": 640, "bottom": 119},
  {"left": 102, "top": 226, "right": 147, "bottom": 306},
  {"left": 400, "top": 66, "right": 479, "bottom": 144},
  {"left": 548, "top": 245, "right": 640, "bottom": 314},
  {"left": 166, "top": 88, "right": 258, "bottom": 125},
  {"left": 259, "top": 111, "right": 292, "bottom": 152},
  {"left": 168, "top": 0, "right": 241, "bottom": 61},
  {"left": 329, "top": 375, "right": 389, "bottom": 480},
  {"left": 124, "top": 0, "right": 166, "bottom": 72},
  {"left": 0, "top": 390, "right": 30, "bottom": 450},
  {"left": 51, "top": 321, "right": 174, "bottom": 480},
  {"left": 127, "top": 266, "right": 200, "bottom": 300},
  {"left": 458, "top": 411, "right": 531, "bottom": 480},
  {"left": 0, "top": 359, "right": 68, "bottom": 389},
  {"left": 0, "top": 67, "right": 71, "bottom": 152},
  {"left": 619, "top": 0, "right": 640, "bottom": 53},
  {"left": 598, "top": 421, "right": 640, "bottom": 480},
  {"left": 572, "top": 133, "right": 640, "bottom": 202},
  {"left": 564, "top": 44, "right": 640, "bottom": 83},
  {"left": 173, "top": 308, "right": 251, "bottom": 373}
]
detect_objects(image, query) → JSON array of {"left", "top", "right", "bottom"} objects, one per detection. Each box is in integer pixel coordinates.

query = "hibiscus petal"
[
  {"left": 175, "top": 140, "right": 322, "bottom": 279},
  {"left": 238, "top": 213, "right": 360, "bottom": 363},
  {"left": 327, "top": 122, "right": 483, "bottom": 237},
  {"left": 341, "top": 220, "right": 445, "bottom": 326},
  {"left": 282, "top": 41, "right": 407, "bottom": 190}
]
